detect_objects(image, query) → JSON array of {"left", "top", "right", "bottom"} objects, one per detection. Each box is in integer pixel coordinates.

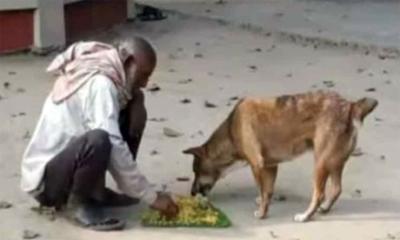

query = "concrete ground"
[
  {"left": 145, "top": 0, "right": 400, "bottom": 50},
  {"left": 1, "top": 9, "right": 400, "bottom": 240}
]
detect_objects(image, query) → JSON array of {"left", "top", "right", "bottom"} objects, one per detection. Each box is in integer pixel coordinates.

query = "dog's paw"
[
  {"left": 254, "top": 210, "right": 266, "bottom": 219},
  {"left": 293, "top": 213, "right": 309, "bottom": 222},
  {"left": 318, "top": 206, "right": 330, "bottom": 214}
]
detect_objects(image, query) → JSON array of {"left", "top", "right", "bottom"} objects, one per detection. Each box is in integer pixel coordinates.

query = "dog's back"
[{"left": 230, "top": 91, "right": 376, "bottom": 164}]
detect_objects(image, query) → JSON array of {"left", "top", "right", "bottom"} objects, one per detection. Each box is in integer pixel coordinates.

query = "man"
[{"left": 21, "top": 37, "right": 178, "bottom": 231}]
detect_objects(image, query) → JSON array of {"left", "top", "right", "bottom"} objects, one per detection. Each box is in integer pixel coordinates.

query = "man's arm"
[
  {"left": 85, "top": 76, "right": 157, "bottom": 204},
  {"left": 118, "top": 89, "right": 147, "bottom": 160}
]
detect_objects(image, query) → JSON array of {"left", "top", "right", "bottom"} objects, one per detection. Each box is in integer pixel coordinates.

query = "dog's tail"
[{"left": 351, "top": 97, "right": 378, "bottom": 123}]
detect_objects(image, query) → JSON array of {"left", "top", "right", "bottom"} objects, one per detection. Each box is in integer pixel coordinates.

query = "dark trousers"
[{"left": 36, "top": 90, "right": 147, "bottom": 209}]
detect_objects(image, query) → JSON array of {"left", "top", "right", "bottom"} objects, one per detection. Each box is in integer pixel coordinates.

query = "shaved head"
[
  {"left": 116, "top": 36, "right": 156, "bottom": 65},
  {"left": 133, "top": 37, "right": 157, "bottom": 65},
  {"left": 116, "top": 36, "right": 157, "bottom": 91}
]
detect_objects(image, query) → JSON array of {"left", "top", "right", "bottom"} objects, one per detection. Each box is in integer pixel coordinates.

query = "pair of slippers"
[
  {"left": 35, "top": 189, "right": 139, "bottom": 231},
  {"left": 74, "top": 205, "right": 125, "bottom": 231},
  {"left": 74, "top": 190, "right": 141, "bottom": 231}
]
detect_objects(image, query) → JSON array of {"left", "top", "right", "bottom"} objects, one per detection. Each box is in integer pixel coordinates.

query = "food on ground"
[{"left": 141, "top": 196, "right": 230, "bottom": 227}]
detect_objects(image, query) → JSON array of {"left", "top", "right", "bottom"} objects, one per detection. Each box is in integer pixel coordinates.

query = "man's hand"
[{"left": 150, "top": 192, "right": 179, "bottom": 219}]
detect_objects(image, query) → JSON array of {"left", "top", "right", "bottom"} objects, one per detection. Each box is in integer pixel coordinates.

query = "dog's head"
[{"left": 183, "top": 146, "right": 221, "bottom": 196}]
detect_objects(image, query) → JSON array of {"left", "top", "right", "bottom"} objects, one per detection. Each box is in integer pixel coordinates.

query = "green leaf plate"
[{"left": 141, "top": 203, "right": 231, "bottom": 228}]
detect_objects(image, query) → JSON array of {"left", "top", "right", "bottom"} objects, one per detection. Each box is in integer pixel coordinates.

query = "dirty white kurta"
[{"left": 20, "top": 75, "right": 157, "bottom": 204}]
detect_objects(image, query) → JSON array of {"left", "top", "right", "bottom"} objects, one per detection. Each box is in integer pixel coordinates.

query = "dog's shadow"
[
  {"left": 210, "top": 186, "right": 400, "bottom": 224},
  {"left": 108, "top": 185, "right": 400, "bottom": 238},
  {"left": 322, "top": 198, "right": 400, "bottom": 221}
]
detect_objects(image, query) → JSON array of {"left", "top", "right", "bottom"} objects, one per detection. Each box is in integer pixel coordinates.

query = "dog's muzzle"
[{"left": 191, "top": 183, "right": 212, "bottom": 196}]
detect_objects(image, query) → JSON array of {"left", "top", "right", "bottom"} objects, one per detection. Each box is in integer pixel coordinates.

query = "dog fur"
[{"left": 183, "top": 91, "right": 378, "bottom": 222}]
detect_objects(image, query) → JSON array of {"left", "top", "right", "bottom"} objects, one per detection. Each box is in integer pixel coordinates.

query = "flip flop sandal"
[
  {"left": 73, "top": 206, "right": 126, "bottom": 231},
  {"left": 78, "top": 218, "right": 126, "bottom": 231}
]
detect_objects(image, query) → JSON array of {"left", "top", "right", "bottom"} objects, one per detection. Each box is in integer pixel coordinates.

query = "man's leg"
[
  {"left": 36, "top": 129, "right": 125, "bottom": 231},
  {"left": 38, "top": 129, "right": 111, "bottom": 209},
  {"left": 119, "top": 89, "right": 147, "bottom": 160}
]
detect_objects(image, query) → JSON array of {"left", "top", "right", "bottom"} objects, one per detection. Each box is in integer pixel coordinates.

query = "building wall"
[
  {"left": 0, "top": 10, "right": 34, "bottom": 53},
  {"left": 64, "top": 0, "right": 127, "bottom": 41},
  {"left": 0, "top": 0, "right": 128, "bottom": 54}
]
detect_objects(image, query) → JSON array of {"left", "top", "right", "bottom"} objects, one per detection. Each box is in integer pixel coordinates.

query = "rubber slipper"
[
  {"left": 74, "top": 205, "right": 126, "bottom": 231},
  {"left": 79, "top": 218, "right": 126, "bottom": 231}
]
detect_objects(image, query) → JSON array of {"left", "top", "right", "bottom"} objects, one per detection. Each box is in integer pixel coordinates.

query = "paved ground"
[
  {"left": 0, "top": 10, "right": 400, "bottom": 240},
  {"left": 145, "top": 0, "right": 400, "bottom": 49}
]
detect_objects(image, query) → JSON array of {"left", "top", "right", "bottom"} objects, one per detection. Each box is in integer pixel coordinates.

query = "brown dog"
[{"left": 183, "top": 91, "right": 378, "bottom": 222}]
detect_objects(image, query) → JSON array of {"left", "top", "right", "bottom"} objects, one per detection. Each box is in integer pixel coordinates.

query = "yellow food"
[{"left": 142, "top": 196, "right": 222, "bottom": 226}]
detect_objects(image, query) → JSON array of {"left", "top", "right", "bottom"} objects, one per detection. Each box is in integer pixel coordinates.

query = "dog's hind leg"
[
  {"left": 319, "top": 166, "right": 344, "bottom": 214},
  {"left": 318, "top": 121, "right": 355, "bottom": 215},
  {"left": 294, "top": 128, "right": 332, "bottom": 222},
  {"left": 294, "top": 117, "right": 354, "bottom": 222},
  {"left": 294, "top": 163, "right": 328, "bottom": 222},
  {"left": 318, "top": 139, "right": 353, "bottom": 214}
]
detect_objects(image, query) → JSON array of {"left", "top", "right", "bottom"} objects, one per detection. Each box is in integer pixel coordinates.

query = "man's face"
[{"left": 125, "top": 53, "right": 156, "bottom": 90}]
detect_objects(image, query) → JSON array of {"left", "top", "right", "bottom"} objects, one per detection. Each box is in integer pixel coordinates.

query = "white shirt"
[{"left": 21, "top": 74, "right": 157, "bottom": 204}]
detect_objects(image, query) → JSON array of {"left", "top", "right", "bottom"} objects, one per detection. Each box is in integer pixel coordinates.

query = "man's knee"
[{"left": 86, "top": 129, "right": 111, "bottom": 155}]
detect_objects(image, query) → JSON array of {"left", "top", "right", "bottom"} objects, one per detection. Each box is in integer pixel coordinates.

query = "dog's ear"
[{"left": 183, "top": 146, "right": 204, "bottom": 158}]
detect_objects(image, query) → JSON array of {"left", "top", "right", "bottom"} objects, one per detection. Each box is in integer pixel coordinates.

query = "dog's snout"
[
  {"left": 198, "top": 184, "right": 212, "bottom": 196},
  {"left": 191, "top": 181, "right": 199, "bottom": 196},
  {"left": 191, "top": 181, "right": 211, "bottom": 196},
  {"left": 190, "top": 187, "right": 197, "bottom": 196}
]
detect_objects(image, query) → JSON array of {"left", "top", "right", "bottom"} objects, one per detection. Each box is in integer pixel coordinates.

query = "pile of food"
[{"left": 141, "top": 196, "right": 231, "bottom": 228}]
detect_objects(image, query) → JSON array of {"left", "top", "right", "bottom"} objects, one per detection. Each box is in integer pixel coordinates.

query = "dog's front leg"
[
  {"left": 240, "top": 134, "right": 272, "bottom": 219},
  {"left": 251, "top": 165, "right": 279, "bottom": 219},
  {"left": 250, "top": 164, "right": 269, "bottom": 219},
  {"left": 294, "top": 165, "right": 328, "bottom": 222},
  {"left": 255, "top": 166, "right": 278, "bottom": 206}
]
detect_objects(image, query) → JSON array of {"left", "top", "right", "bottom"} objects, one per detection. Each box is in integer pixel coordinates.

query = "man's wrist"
[{"left": 142, "top": 188, "right": 158, "bottom": 205}]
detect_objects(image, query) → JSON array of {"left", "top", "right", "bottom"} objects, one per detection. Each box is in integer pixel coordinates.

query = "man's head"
[{"left": 116, "top": 36, "right": 157, "bottom": 92}]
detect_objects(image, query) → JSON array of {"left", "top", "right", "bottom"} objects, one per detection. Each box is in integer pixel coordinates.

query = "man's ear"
[
  {"left": 182, "top": 146, "right": 204, "bottom": 158},
  {"left": 119, "top": 47, "right": 130, "bottom": 62},
  {"left": 124, "top": 55, "right": 135, "bottom": 67},
  {"left": 129, "top": 55, "right": 136, "bottom": 64}
]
